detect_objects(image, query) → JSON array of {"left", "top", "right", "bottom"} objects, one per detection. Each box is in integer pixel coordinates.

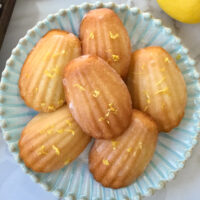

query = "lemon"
[{"left": 157, "top": 0, "right": 200, "bottom": 24}]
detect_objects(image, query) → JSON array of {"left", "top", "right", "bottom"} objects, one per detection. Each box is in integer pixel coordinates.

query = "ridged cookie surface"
[
  {"left": 89, "top": 110, "right": 158, "bottom": 188},
  {"left": 19, "top": 30, "right": 81, "bottom": 112},
  {"left": 80, "top": 8, "right": 131, "bottom": 78},
  {"left": 19, "top": 106, "right": 91, "bottom": 173},
  {"left": 63, "top": 55, "right": 132, "bottom": 139},
  {"left": 126, "top": 47, "right": 187, "bottom": 132}
]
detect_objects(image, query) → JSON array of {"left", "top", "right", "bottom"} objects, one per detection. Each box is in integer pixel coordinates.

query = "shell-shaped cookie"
[
  {"left": 19, "top": 105, "right": 91, "bottom": 173},
  {"left": 63, "top": 55, "right": 132, "bottom": 139},
  {"left": 89, "top": 110, "right": 158, "bottom": 189},
  {"left": 126, "top": 47, "right": 187, "bottom": 132},
  {"left": 19, "top": 30, "right": 81, "bottom": 112},
  {"left": 80, "top": 8, "right": 131, "bottom": 78}
]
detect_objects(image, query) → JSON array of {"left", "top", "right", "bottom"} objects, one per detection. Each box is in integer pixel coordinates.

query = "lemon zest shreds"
[
  {"left": 103, "top": 159, "right": 109, "bottom": 166},
  {"left": 162, "top": 103, "right": 166, "bottom": 110},
  {"left": 64, "top": 159, "right": 71, "bottom": 165},
  {"left": 156, "top": 76, "right": 166, "bottom": 86},
  {"left": 93, "top": 90, "right": 100, "bottom": 98},
  {"left": 112, "top": 141, "right": 118, "bottom": 150},
  {"left": 34, "top": 87, "right": 38, "bottom": 93},
  {"left": 176, "top": 54, "right": 181, "bottom": 60},
  {"left": 112, "top": 54, "right": 119, "bottom": 62},
  {"left": 143, "top": 105, "right": 149, "bottom": 112},
  {"left": 89, "top": 32, "right": 94, "bottom": 39},
  {"left": 126, "top": 147, "right": 132, "bottom": 153},
  {"left": 66, "top": 120, "right": 72, "bottom": 127},
  {"left": 52, "top": 145, "right": 60, "bottom": 155},
  {"left": 58, "top": 99, "right": 64, "bottom": 105},
  {"left": 109, "top": 31, "right": 119, "bottom": 39},
  {"left": 66, "top": 129, "right": 75, "bottom": 136},
  {"left": 48, "top": 105, "right": 55, "bottom": 111},
  {"left": 155, "top": 87, "right": 170, "bottom": 95},
  {"left": 145, "top": 92, "right": 151, "bottom": 104},
  {"left": 56, "top": 129, "right": 64, "bottom": 134},
  {"left": 164, "top": 57, "right": 169, "bottom": 63},
  {"left": 38, "top": 145, "right": 47, "bottom": 155},
  {"left": 73, "top": 83, "right": 85, "bottom": 91},
  {"left": 138, "top": 142, "right": 143, "bottom": 150},
  {"left": 160, "top": 67, "right": 166, "bottom": 72},
  {"left": 98, "top": 117, "right": 105, "bottom": 122}
]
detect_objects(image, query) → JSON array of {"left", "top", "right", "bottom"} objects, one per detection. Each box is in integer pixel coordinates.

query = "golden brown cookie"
[
  {"left": 89, "top": 110, "right": 158, "bottom": 188},
  {"left": 80, "top": 8, "right": 131, "bottom": 78},
  {"left": 19, "top": 30, "right": 81, "bottom": 112},
  {"left": 19, "top": 105, "right": 91, "bottom": 173},
  {"left": 126, "top": 46, "right": 187, "bottom": 132},
  {"left": 63, "top": 55, "right": 132, "bottom": 139}
]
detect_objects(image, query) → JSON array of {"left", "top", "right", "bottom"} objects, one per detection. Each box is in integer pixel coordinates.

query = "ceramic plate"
[{"left": 0, "top": 2, "right": 200, "bottom": 200}]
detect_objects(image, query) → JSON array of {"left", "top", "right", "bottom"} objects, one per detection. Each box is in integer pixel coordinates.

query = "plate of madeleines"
[{"left": 1, "top": 2, "right": 200, "bottom": 200}]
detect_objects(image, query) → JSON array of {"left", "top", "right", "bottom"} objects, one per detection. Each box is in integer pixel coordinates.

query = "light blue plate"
[{"left": 0, "top": 2, "right": 200, "bottom": 200}]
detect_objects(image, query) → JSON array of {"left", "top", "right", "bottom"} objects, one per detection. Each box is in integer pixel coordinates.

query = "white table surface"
[{"left": 0, "top": 0, "right": 200, "bottom": 200}]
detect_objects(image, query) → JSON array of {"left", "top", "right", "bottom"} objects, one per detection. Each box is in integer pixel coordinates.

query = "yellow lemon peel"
[
  {"left": 52, "top": 145, "right": 60, "bottom": 155},
  {"left": 66, "top": 129, "right": 75, "bottom": 136},
  {"left": 64, "top": 159, "right": 71, "bottom": 165},
  {"left": 98, "top": 117, "right": 105, "bottom": 122},
  {"left": 73, "top": 83, "right": 85, "bottom": 91},
  {"left": 126, "top": 147, "right": 132, "bottom": 153},
  {"left": 155, "top": 87, "right": 170, "bottom": 95},
  {"left": 164, "top": 57, "right": 169, "bottom": 63},
  {"left": 138, "top": 142, "right": 143, "bottom": 150},
  {"left": 89, "top": 32, "right": 94, "bottom": 39},
  {"left": 111, "top": 141, "right": 118, "bottom": 150},
  {"left": 48, "top": 105, "right": 55, "bottom": 111},
  {"left": 34, "top": 87, "right": 38, "bottom": 94},
  {"left": 162, "top": 103, "right": 166, "bottom": 110},
  {"left": 103, "top": 159, "right": 109, "bottom": 166},
  {"left": 93, "top": 90, "right": 100, "bottom": 98},
  {"left": 112, "top": 54, "right": 119, "bottom": 62},
  {"left": 58, "top": 99, "right": 64, "bottom": 105},
  {"left": 176, "top": 54, "right": 181, "bottom": 60},
  {"left": 156, "top": 76, "right": 166, "bottom": 86},
  {"left": 160, "top": 67, "right": 166, "bottom": 72},
  {"left": 109, "top": 31, "right": 119, "bottom": 39},
  {"left": 38, "top": 145, "right": 47, "bottom": 155},
  {"left": 143, "top": 91, "right": 151, "bottom": 112},
  {"left": 56, "top": 129, "right": 64, "bottom": 134},
  {"left": 41, "top": 102, "right": 46, "bottom": 107},
  {"left": 66, "top": 120, "right": 72, "bottom": 127}
]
